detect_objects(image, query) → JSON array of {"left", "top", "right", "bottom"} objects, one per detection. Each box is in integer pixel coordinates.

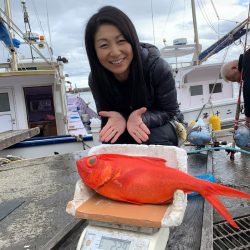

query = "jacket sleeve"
[
  {"left": 243, "top": 49, "right": 250, "bottom": 117},
  {"left": 142, "top": 58, "right": 180, "bottom": 128}
]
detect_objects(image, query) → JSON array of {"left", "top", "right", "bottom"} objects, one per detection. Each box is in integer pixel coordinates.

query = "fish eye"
[{"left": 87, "top": 156, "right": 97, "bottom": 166}]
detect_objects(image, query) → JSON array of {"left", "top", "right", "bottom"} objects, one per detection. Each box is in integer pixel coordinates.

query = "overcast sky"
[{"left": 1, "top": 0, "right": 250, "bottom": 87}]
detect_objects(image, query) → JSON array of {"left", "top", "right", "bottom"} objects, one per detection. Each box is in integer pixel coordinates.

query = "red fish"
[{"left": 76, "top": 153, "right": 250, "bottom": 228}]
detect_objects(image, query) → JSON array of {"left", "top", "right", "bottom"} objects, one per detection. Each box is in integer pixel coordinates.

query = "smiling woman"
[
  {"left": 84, "top": 5, "right": 185, "bottom": 146},
  {"left": 94, "top": 24, "right": 133, "bottom": 81}
]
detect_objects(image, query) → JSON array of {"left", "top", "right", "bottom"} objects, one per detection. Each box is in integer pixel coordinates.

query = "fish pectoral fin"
[{"left": 97, "top": 164, "right": 115, "bottom": 187}]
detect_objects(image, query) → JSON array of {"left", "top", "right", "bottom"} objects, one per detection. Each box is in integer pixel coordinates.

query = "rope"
[
  {"left": 188, "top": 17, "right": 246, "bottom": 127},
  {"left": 0, "top": 7, "right": 52, "bottom": 65},
  {"left": 188, "top": 44, "right": 230, "bottom": 126},
  {"left": 187, "top": 146, "right": 250, "bottom": 155},
  {"left": 31, "top": 0, "right": 53, "bottom": 60},
  {"left": 45, "top": 0, "right": 53, "bottom": 55},
  {"left": 197, "top": 0, "right": 219, "bottom": 34},
  {"left": 160, "top": 0, "right": 175, "bottom": 41}
]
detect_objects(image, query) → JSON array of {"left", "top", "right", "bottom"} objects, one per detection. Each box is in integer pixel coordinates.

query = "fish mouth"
[{"left": 78, "top": 163, "right": 92, "bottom": 175}]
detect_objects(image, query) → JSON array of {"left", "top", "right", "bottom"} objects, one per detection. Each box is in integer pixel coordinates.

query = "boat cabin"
[
  {"left": 175, "top": 63, "right": 235, "bottom": 109},
  {"left": 0, "top": 60, "right": 68, "bottom": 136}
]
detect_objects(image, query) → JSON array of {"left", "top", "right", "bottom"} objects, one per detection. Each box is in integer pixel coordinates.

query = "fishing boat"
[
  {"left": 160, "top": 0, "right": 248, "bottom": 127},
  {"left": 0, "top": 1, "right": 97, "bottom": 158}
]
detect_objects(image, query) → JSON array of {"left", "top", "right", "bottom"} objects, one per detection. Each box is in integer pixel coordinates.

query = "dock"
[
  {"left": 0, "top": 128, "right": 40, "bottom": 150},
  {"left": 0, "top": 150, "right": 86, "bottom": 250},
  {"left": 0, "top": 141, "right": 250, "bottom": 249}
]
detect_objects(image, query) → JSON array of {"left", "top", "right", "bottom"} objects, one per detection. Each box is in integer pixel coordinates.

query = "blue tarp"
[{"left": 0, "top": 19, "right": 20, "bottom": 48}]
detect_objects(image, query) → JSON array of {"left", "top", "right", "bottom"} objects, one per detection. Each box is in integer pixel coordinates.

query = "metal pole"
[
  {"left": 191, "top": 0, "right": 201, "bottom": 65},
  {"left": 4, "top": 0, "right": 18, "bottom": 71}
]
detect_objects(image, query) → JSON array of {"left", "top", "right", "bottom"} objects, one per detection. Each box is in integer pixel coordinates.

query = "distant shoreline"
[{"left": 68, "top": 87, "right": 90, "bottom": 93}]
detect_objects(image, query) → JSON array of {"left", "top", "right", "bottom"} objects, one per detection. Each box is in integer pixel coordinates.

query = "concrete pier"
[{"left": 0, "top": 141, "right": 249, "bottom": 249}]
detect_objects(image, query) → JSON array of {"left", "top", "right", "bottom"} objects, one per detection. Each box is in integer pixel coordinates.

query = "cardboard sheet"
[{"left": 75, "top": 193, "right": 170, "bottom": 228}]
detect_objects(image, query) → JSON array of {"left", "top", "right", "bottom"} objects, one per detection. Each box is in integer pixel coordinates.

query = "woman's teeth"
[{"left": 111, "top": 58, "right": 124, "bottom": 64}]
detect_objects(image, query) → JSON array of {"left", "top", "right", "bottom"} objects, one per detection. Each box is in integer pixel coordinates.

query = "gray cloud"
[{"left": 1, "top": 0, "right": 249, "bottom": 87}]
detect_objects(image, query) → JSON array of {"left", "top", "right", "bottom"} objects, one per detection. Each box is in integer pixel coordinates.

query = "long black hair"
[{"left": 84, "top": 6, "right": 147, "bottom": 112}]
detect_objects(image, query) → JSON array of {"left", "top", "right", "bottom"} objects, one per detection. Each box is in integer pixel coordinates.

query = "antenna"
[
  {"left": 151, "top": 0, "right": 155, "bottom": 45},
  {"left": 46, "top": 0, "right": 53, "bottom": 55},
  {"left": 20, "top": 0, "right": 34, "bottom": 60}
]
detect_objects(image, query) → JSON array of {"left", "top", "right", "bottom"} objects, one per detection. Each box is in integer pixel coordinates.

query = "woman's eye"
[
  {"left": 88, "top": 156, "right": 96, "bottom": 166},
  {"left": 118, "top": 39, "right": 126, "bottom": 44},
  {"left": 99, "top": 44, "right": 108, "bottom": 48}
]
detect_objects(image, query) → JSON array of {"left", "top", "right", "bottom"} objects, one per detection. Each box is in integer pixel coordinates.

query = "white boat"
[
  {"left": 160, "top": 1, "right": 248, "bottom": 127},
  {"left": 0, "top": 1, "right": 96, "bottom": 158},
  {"left": 172, "top": 59, "right": 244, "bottom": 127}
]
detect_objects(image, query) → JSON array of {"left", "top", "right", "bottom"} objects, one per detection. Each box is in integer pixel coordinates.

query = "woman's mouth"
[{"left": 110, "top": 58, "right": 125, "bottom": 64}]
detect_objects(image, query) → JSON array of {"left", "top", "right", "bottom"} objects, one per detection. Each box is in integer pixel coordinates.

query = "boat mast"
[
  {"left": 191, "top": 0, "right": 201, "bottom": 65},
  {"left": 4, "top": 0, "right": 18, "bottom": 70}
]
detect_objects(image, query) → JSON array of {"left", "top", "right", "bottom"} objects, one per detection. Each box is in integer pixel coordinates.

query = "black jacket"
[
  {"left": 89, "top": 43, "right": 182, "bottom": 144},
  {"left": 140, "top": 43, "right": 181, "bottom": 128},
  {"left": 239, "top": 48, "right": 250, "bottom": 117}
]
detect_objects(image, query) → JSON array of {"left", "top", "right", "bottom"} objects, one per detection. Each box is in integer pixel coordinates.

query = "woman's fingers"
[
  {"left": 110, "top": 132, "right": 121, "bottom": 144},
  {"left": 134, "top": 129, "right": 149, "bottom": 142},
  {"left": 99, "top": 111, "right": 126, "bottom": 142},
  {"left": 130, "top": 128, "right": 148, "bottom": 144},
  {"left": 131, "top": 132, "right": 142, "bottom": 144},
  {"left": 100, "top": 127, "right": 116, "bottom": 142},
  {"left": 135, "top": 107, "right": 147, "bottom": 116},
  {"left": 99, "top": 111, "right": 110, "bottom": 117},
  {"left": 99, "top": 109, "right": 149, "bottom": 144},
  {"left": 139, "top": 123, "right": 150, "bottom": 135},
  {"left": 99, "top": 124, "right": 110, "bottom": 137}
]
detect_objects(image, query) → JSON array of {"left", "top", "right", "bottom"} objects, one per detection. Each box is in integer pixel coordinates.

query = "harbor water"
[
  {"left": 79, "top": 91, "right": 96, "bottom": 113},
  {"left": 78, "top": 82, "right": 240, "bottom": 115}
]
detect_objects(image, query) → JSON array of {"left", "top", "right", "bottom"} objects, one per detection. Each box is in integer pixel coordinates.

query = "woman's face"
[{"left": 94, "top": 24, "right": 133, "bottom": 81}]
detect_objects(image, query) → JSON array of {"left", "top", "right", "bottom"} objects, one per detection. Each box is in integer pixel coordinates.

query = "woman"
[{"left": 85, "top": 6, "right": 184, "bottom": 145}]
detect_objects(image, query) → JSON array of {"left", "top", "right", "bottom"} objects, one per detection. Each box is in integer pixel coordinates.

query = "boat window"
[
  {"left": 23, "top": 86, "right": 55, "bottom": 123},
  {"left": 18, "top": 67, "right": 37, "bottom": 71},
  {"left": 30, "top": 99, "right": 52, "bottom": 112},
  {"left": 0, "top": 93, "right": 10, "bottom": 112},
  {"left": 190, "top": 85, "right": 203, "bottom": 96},
  {"left": 209, "top": 83, "right": 222, "bottom": 93}
]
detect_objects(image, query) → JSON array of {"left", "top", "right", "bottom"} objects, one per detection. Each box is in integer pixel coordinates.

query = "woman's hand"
[
  {"left": 99, "top": 111, "right": 126, "bottom": 143},
  {"left": 127, "top": 107, "right": 150, "bottom": 144}
]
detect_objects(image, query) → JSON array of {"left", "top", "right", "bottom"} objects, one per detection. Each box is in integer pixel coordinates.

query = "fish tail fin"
[
  {"left": 205, "top": 194, "right": 239, "bottom": 229},
  {"left": 198, "top": 181, "right": 250, "bottom": 229},
  {"left": 211, "top": 182, "right": 250, "bottom": 199}
]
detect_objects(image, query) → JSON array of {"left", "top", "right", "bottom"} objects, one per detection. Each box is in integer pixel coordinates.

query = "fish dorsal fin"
[
  {"left": 136, "top": 156, "right": 167, "bottom": 168},
  {"left": 97, "top": 154, "right": 166, "bottom": 164}
]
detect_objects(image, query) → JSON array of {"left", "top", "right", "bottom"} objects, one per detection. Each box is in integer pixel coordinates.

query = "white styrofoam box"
[{"left": 67, "top": 144, "right": 188, "bottom": 227}]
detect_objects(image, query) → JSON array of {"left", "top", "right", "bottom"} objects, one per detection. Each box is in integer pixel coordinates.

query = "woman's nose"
[{"left": 110, "top": 44, "right": 120, "bottom": 56}]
